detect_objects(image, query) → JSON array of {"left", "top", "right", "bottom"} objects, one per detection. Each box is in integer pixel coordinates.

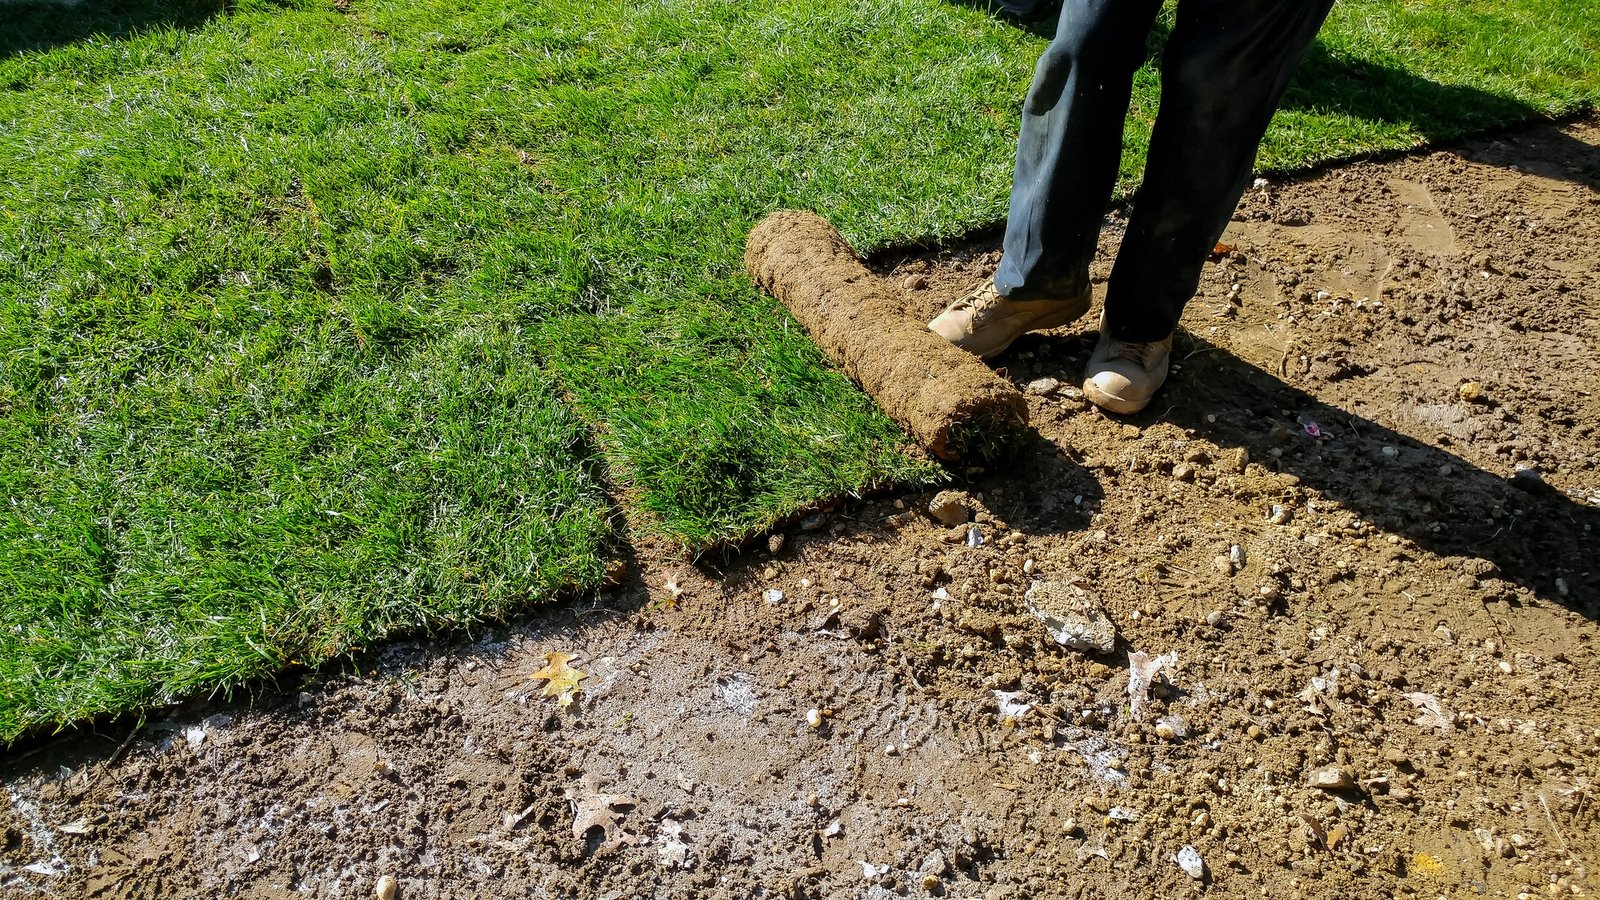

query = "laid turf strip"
[{"left": 2, "top": 0, "right": 1596, "bottom": 739}]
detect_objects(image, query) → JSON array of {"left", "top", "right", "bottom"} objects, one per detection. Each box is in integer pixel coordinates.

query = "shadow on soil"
[
  {"left": 1, "top": 0, "right": 230, "bottom": 59},
  {"left": 1014, "top": 329, "right": 1599, "bottom": 619},
  {"left": 1170, "top": 338, "right": 1599, "bottom": 618}
]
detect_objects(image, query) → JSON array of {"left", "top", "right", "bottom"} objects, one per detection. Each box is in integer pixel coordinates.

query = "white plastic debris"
[
  {"left": 965, "top": 525, "right": 984, "bottom": 548},
  {"left": 1126, "top": 651, "right": 1177, "bottom": 716},
  {"left": 1175, "top": 845, "right": 1206, "bottom": 879},
  {"left": 993, "top": 690, "right": 1032, "bottom": 720},
  {"left": 763, "top": 589, "right": 785, "bottom": 606},
  {"left": 1403, "top": 691, "right": 1456, "bottom": 732},
  {"left": 859, "top": 861, "right": 889, "bottom": 879},
  {"left": 657, "top": 819, "right": 692, "bottom": 869},
  {"left": 183, "top": 713, "right": 233, "bottom": 750},
  {"left": 1025, "top": 580, "right": 1116, "bottom": 654}
]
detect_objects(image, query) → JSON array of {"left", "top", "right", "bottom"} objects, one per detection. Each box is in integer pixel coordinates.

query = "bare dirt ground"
[{"left": 4, "top": 117, "right": 1599, "bottom": 900}]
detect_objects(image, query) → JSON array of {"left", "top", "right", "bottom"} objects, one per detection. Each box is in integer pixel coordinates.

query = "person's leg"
[
  {"left": 993, "top": 0, "right": 1165, "bottom": 301},
  {"left": 1082, "top": 0, "right": 1333, "bottom": 414},
  {"left": 930, "top": 0, "right": 1162, "bottom": 359},
  {"left": 1101, "top": 0, "right": 1336, "bottom": 342}
]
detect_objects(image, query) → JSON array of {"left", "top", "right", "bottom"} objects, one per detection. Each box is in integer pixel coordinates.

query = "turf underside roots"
[{"left": 1, "top": 0, "right": 1597, "bottom": 739}]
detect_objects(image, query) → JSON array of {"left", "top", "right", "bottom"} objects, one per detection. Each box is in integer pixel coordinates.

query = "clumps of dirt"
[{"left": 746, "top": 210, "right": 1028, "bottom": 461}]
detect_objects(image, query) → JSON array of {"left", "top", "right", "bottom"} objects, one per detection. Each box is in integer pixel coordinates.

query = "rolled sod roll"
[{"left": 745, "top": 210, "right": 1028, "bottom": 461}]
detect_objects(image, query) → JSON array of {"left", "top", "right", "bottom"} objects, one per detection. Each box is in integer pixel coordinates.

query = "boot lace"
[
  {"left": 1108, "top": 337, "right": 1163, "bottom": 369},
  {"left": 951, "top": 280, "right": 1002, "bottom": 313}
]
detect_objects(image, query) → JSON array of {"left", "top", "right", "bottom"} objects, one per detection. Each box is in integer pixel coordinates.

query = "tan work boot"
[
  {"left": 1082, "top": 315, "right": 1173, "bottom": 414},
  {"left": 928, "top": 278, "right": 1090, "bottom": 360}
]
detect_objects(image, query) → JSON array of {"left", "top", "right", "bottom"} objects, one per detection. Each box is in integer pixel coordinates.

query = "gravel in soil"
[{"left": 4, "top": 118, "right": 1599, "bottom": 900}]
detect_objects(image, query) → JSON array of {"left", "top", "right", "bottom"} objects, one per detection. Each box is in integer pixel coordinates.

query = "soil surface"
[
  {"left": 5, "top": 118, "right": 1599, "bottom": 900},
  {"left": 746, "top": 210, "right": 1028, "bottom": 461}
]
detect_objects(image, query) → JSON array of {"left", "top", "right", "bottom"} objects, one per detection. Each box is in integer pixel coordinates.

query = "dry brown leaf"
[
  {"left": 1212, "top": 242, "right": 1237, "bottom": 256},
  {"left": 568, "top": 776, "right": 640, "bottom": 853},
  {"left": 532, "top": 651, "right": 587, "bottom": 707}
]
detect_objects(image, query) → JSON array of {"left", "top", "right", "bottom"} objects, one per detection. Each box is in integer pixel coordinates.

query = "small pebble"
[
  {"left": 1511, "top": 465, "right": 1545, "bottom": 492},
  {"left": 1026, "top": 377, "right": 1061, "bottom": 396},
  {"left": 885, "top": 743, "right": 899, "bottom": 756},
  {"left": 376, "top": 876, "right": 397, "bottom": 900},
  {"left": 1154, "top": 722, "right": 1177, "bottom": 741},
  {"left": 1309, "top": 766, "right": 1354, "bottom": 791},
  {"left": 1175, "top": 845, "right": 1206, "bottom": 880},
  {"left": 902, "top": 273, "right": 929, "bottom": 291},
  {"left": 1268, "top": 504, "right": 1294, "bottom": 525},
  {"left": 1381, "top": 445, "right": 1399, "bottom": 459},
  {"left": 1172, "top": 463, "right": 1195, "bottom": 482},
  {"left": 768, "top": 534, "right": 786, "bottom": 554},
  {"left": 1458, "top": 381, "right": 1485, "bottom": 403},
  {"left": 806, "top": 708, "right": 823, "bottom": 729},
  {"left": 1204, "top": 610, "right": 1225, "bottom": 627}
]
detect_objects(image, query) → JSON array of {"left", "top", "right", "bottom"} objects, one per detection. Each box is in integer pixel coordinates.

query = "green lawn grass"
[{"left": 2, "top": 0, "right": 1596, "bottom": 741}]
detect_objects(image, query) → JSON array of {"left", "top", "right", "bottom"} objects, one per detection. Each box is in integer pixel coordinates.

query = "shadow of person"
[
  {"left": 1127, "top": 334, "right": 1599, "bottom": 617},
  {"left": 2, "top": 0, "right": 230, "bottom": 59}
]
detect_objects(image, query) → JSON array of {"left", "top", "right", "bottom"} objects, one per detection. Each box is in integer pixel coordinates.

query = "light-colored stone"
[
  {"left": 1025, "top": 579, "right": 1116, "bottom": 655},
  {"left": 927, "top": 491, "right": 971, "bottom": 527},
  {"left": 1309, "top": 766, "right": 1354, "bottom": 791}
]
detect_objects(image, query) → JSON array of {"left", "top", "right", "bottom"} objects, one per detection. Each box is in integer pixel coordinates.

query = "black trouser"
[{"left": 992, "top": 0, "right": 1335, "bottom": 342}]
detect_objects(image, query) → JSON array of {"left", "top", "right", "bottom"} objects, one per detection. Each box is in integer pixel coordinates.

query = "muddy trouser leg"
[
  {"left": 1101, "top": 0, "right": 1335, "bottom": 342},
  {"left": 993, "top": 0, "right": 1164, "bottom": 301}
]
